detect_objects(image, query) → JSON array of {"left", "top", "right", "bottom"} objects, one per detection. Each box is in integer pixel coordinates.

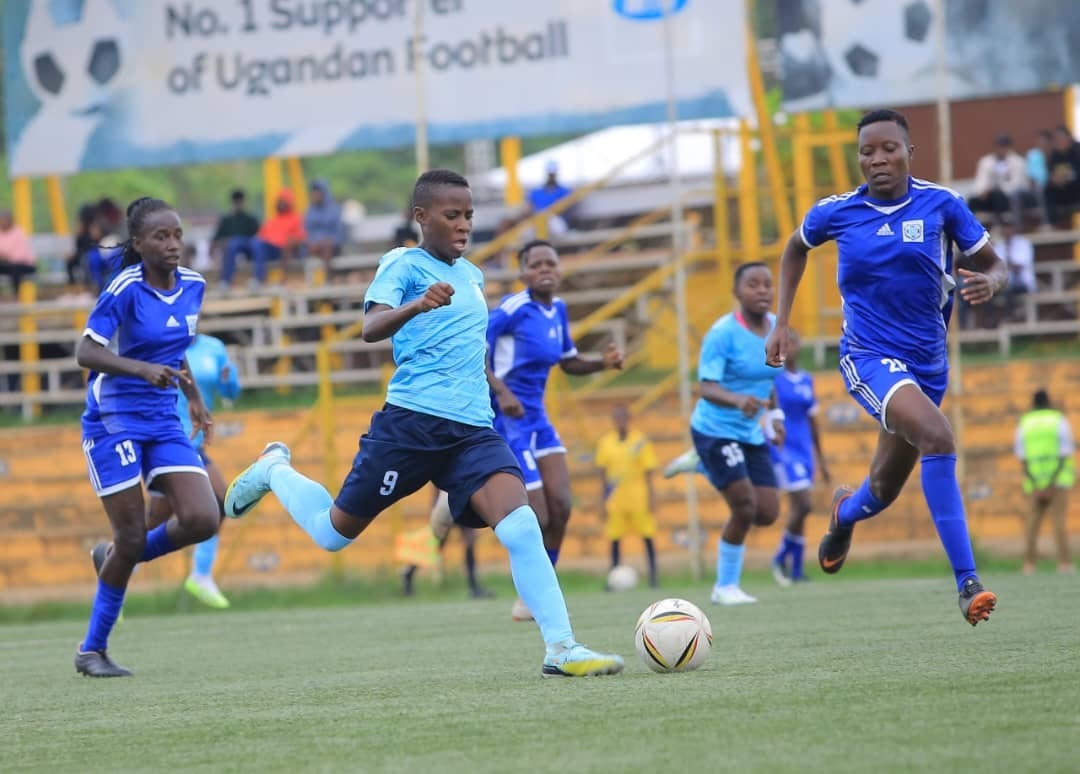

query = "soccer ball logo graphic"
[{"left": 12, "top": 0, "right": 131, "bottom": 174}]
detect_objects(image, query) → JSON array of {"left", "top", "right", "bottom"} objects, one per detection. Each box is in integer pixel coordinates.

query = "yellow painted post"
[
  {"left": 271, "top": 295, "right": 291, "bottom": 394},
  {"left": 13, "top": 178, "right": 33, "bottom": 234},
  {"left": 713, "top": 128, "right": 734, "bottom": 307},
  {"left": 286, "top": 157, "right": 308, "bottom": 213},
  {"left": 738, "top": 120, "right": 762, "bottom": 261},
  {"left": 45, "top": 177, "right": 70, "bottom": 235},
  {"left": 745, "top": 14, "right": 793, "bottom": 239},
  {"left": 262, "top": 157, "right": 284, "bottom": 221},
  {"left": 17, "top": 282, "right": 41, "bottom": 419},
  {"left": 791, "top": 120, "right": 821, "bottom": 338},
  {"left": 500, "top": 137, "right": 524, "bottom": 208},
  {"left": 822, "top": 111, "right": 851, "bottom": 191}
]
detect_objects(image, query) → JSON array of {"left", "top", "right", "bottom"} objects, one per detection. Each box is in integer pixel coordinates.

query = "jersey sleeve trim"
[
  {"left": 799, "top": 223, "right": 820, "bottom": 249},
  {"left": 559, "top": 346, "right": 579, "bottom": 360},
  {"left": 961, "top": 232, "right": 989, "bottom": 257},
  {"left": 83, "top": 327, "right": 111, "bottom": 346}
]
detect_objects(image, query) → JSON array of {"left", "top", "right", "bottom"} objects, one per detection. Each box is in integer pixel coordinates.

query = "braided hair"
[{"left": 119, "top": 197, "right": 174, "bottom": 268}]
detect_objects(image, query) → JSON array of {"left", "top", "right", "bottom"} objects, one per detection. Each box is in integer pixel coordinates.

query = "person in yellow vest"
[
  {"left": 595, "top": 404, "right": 659, "bottom": 587},
  {"left": 1014, "top": 389, "right": 1075, "bottom": 574}
]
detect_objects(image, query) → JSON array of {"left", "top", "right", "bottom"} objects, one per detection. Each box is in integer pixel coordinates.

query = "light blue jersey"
[
  {"left": 364, "top": 246, "right": 492, "bottom": 428},
  {"left": 179, "top": 334, "right": 240, "bottom": 448},
  {"left": 690, "top": 312, "right": 778, "bottom": 444},
  {"left": 800, "top": 176, "right": 988, "bottom": 371},
  {"left": 82, "top": 264, "right": 206, "bottom": 438}
]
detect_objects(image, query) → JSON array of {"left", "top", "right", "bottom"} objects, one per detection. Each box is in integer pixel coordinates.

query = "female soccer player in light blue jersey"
[
  {"left": 766, "top": 109, "right": 1008, "bottom": 626},
  {"left": 691, "top": 262, "right": 784, "bottom": 606},
  {"left": 225, "top": 170, "right": 623, "bottom": 678},
  {"left": 75, "top": 198, "right": 220, "bottom": 676}
]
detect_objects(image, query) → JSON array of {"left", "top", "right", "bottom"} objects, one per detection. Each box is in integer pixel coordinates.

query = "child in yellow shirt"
[{"left": 596, "top": 405, "right": 659, "bottom": 587}]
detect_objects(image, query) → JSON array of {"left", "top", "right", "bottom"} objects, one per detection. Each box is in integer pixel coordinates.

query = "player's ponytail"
[{"left": 120, "top": 196, "right": 173, "bottom": 267}]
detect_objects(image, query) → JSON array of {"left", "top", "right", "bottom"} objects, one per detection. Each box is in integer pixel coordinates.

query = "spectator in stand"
[
  {"left": 221, "top": 189, "right": 305, "bottom": 292},
  {"left": 998, "top": 218, "right": 1036, "bottom": 317},
  {"left": 1015, "top": 389, "right": 1075, "bottom": 575},
  {"left": 968, "top": 134, "right": 1032, "bottom": 227},
  {"left": 1045, "top": 125, "right": 1080, "bottom": 226},
  {"left": 68, "top": 204, "right": 102, "bottom": 287},
  {"left": 304, "top": 179, "right": 345, "bottom": 276},
  {"left": 0, "top": 210, "right": 36, "bottom": 296},
  {"left": 212, "top": 189, "right": 260, "bottom": 282},
  {"left": 528, "top": 161, "right": 575, "bottom": 236},
  {"left": 1025, "top": 130, "right": 1053, "bottom": 228},
  {"left": 391, "top": 207, "right": 420, "bottom": 249}
]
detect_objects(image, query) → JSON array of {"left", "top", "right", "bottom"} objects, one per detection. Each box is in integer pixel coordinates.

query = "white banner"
[{"left": 3, "top": 0, "right": 751, "bottom": 176}]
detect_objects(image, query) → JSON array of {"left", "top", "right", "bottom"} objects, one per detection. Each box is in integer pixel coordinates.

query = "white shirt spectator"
[
  {"left": 973, "top": 150, "right": 1030, "bottom": 197},
  {"left": 999, "top": 232, "right": 1035, "bottom": 292}
]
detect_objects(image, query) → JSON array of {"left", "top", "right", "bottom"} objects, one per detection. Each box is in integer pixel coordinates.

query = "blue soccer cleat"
[
  {"left": 541, "top": 642, "right": 624, "bottom": 678},
  {"left": 224, "top": 442, "right": 291, "bottom": 519}
]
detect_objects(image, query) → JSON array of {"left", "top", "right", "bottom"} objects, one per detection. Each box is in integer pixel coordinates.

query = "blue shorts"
[
  {"left": 335, "top": 404, "right": 523, "bottom": 528},
  {"left": 839, "top": 353, "right": 948, "bottom": 432},
  {"left": 772, "top": 455, "right": 815, "bottom": 492},
  {"left": 692, "top": 429, "right": 777, "bottom": 491},
  {"left": 82, "top": 425, "right": 206, "bottom": 497},
  {"left": 493, "top": 412, "right": 565, "bottom": 492}
]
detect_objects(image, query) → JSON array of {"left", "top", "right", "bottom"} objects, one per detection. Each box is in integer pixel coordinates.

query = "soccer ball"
[
  {"left": 606, "top": 564, "right": 639, "bottom": 592},
  {"left": 20, "top": 0, "right": 130, "bottom": 115},
  {"left": 634, "top": 598, "right": 712, "bottom": 673}
]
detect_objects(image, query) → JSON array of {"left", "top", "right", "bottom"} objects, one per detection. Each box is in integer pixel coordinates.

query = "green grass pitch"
[{"left": 2, "top": 572, "right": 1077, "bottom": 773}]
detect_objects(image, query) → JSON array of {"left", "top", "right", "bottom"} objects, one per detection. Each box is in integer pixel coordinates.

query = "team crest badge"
[{"left": 901, "top": 220, "right": 924, "bottom": 243}]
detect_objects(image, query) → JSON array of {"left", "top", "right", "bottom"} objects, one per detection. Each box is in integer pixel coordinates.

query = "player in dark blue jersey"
[
  {"left": 766, "top": 330, "right": 830, "bottom": 586},
  {"left": 766, "top": 109, "right": 1007, "bottom": 626},
  {"left": 75, "top": 197, "right": 221, "bottom": 676},
  {"left": 224, "top": 171, "right": 622, "bottom": 678},
  {"left": 486, "top": 239, "right": 624, "bottom": 621}
]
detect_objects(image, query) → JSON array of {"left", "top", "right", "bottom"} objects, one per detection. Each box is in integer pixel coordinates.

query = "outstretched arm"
[
  {"left": 765, "top": 232, "right": 811, "bottom": 367},
  {"left": 560, "top": 342, "right": 624, "bottom": 375}
]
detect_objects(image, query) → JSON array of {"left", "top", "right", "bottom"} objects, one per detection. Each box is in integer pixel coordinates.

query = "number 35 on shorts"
[{"left": 721, "top": 442, "right": 745, "bottom": 467}]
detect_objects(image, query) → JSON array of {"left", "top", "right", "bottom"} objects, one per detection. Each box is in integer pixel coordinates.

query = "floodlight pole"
[
  {"left": 935, "top": 0, "right": 968, "bottom": 494},
  {"left": 663, "top": 9, "right": 702, "bottom": 581},
  {"left": 414, "top": 0, "right": 429, "bottom": 174}
]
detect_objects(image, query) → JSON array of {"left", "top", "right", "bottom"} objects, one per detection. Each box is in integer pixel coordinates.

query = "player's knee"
[
  {"left": 728, "top": 496, "right": 757, "bottom": 525},
  {"left": 548, "top": 492, "right": 572, "bottom": 526},
  {"left": 918, "top": 425, "right": 956, "bottom": 456},
  {"left": 753, "top": 509, "right": 779, "bottom": 527},
  {"left": 177, "top": 509, "right": 219, "bottom": 542},
  {"left": 111, "top": 525, "right": 146, "bottom": 564},
  {"left": 867, "top": 474, "right": 905, "bottom": 507}
]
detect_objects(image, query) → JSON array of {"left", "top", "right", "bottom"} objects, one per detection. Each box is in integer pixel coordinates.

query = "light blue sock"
[
  {"left": 268, "top": 465, "right": 352, "bottom": 552},
  {"left": 921, "top": 454, "right": 977, "bottom": 590},
  {"left": 716, "top": 539, "right": 745, "bottom": 588},
  {"left": 494, "top": 506, "right": 574, "bottom": 650},
  {"left": 192, "top": 534, "right": 219, "bottom": 577},
  {"left": 837, "top": 478, "right": 886, "bottom": 527}
]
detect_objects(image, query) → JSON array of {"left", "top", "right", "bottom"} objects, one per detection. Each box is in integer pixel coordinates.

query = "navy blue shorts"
[
  {"left": 334, "top": 404, "right": 523, "bottom": 528},
  {"left": 692, "top": 429, "right": 777, "bottom": 491}
]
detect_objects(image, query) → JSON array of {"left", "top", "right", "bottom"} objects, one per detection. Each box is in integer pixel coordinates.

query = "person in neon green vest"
[{"left": 1014, "top": 389, "right": 1075, "bottom": 574}]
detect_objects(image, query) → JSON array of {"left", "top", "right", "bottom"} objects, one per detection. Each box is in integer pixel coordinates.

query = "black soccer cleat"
[
  {"left": 958, "top": 578, "right": 997, "bottom": 626},
  {"left": 818, "top": 486, "right": 855, "bottom": 574},
  {"left": 75, "top": 648, "right": 132, "bottom": 677},
  {"left": 90, "top": 541, "right": 110, "bottom": 576}
]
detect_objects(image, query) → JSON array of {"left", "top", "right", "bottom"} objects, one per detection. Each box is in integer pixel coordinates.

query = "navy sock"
[
  {"left": 546, "top": 548, "right": 559, "bottom": 566},
  {"left": 772, "top": 537, "right": 789, "bottom": 567},
  {"left": 82, "top": 579, "right": 125, "bottom": 652},
  {"left": 837, "top": 479, "right": 886, "bottom": 527},
  {"left": 140, "top": 523, "right": 177, "bottom": 563},
  {"left": 921, "top": 454, "right": 977, "bottom": 590}
]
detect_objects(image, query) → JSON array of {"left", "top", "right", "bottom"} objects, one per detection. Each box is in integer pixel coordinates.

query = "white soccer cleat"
[
  {"left": 224, "top": 442, "right": 291, "bottom": 519},
  {"left": 662, "top": 448, "right": 701, "bottom": 479},
  {"left": 770, "top": 560, "right": 793, "bottom": 588},
  {"left": 710, "top": 584, "right": 758, "bottom": 606},
  {"left": 511, "top": 597, "right": 534, "bottom": 622}
]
